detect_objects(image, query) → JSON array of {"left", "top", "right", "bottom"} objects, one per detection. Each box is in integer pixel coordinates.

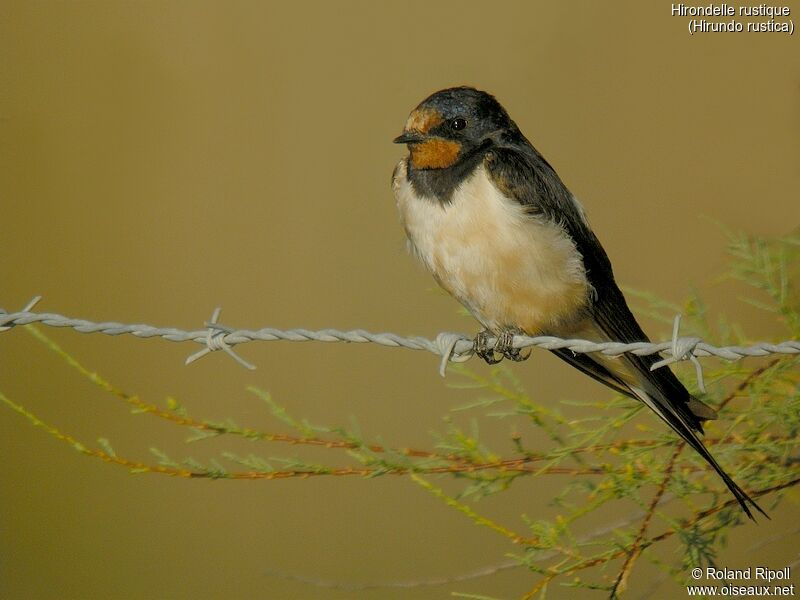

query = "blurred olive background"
[{"left": 1, "top": 2, "right": 798, "bottom": 599}]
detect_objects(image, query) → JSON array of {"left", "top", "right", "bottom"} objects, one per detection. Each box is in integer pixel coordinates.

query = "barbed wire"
[{"left": 1, "top": 297, "right": 798, "bottom": 384}]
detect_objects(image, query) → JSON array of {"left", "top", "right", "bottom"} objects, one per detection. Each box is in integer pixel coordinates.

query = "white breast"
[{"left": 392, "top": 159, "right": 589, "bottom": 334}]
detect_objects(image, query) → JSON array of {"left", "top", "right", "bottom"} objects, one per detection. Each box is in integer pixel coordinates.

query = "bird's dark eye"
[{"left": 450, "top": 118, "right": 467, "bottom": 131}]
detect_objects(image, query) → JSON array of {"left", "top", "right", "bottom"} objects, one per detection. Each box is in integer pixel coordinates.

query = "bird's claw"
[
  {"left": 474, "top": 330, "right": 503, "bottom": 364},
  {"left": 498, "top": 330, "right": 531, "bottom": 362},
  {"left": 474, "top": 329, "right": 531, "bottom": 365}
]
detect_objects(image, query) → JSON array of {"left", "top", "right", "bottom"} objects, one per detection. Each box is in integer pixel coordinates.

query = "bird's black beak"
[{"left": 393, "top": 131, "right": 425, "bottom": 145}]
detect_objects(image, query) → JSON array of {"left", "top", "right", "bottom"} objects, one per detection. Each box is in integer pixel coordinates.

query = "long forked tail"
[{"left": 629, "top": 385, "right": 768, "bottom": 521}]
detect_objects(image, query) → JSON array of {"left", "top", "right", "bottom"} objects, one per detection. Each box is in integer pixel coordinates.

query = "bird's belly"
[{"left": 393, "top": 161, "right": 589, "bottom": 334}]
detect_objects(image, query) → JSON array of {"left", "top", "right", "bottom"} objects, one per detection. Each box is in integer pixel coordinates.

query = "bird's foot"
[
  {"left": 474, "top": 329, "right": 531, "bottom": 364},
  {"left": 474, "top": 330, "right": 503, "bottom": 364},
  {"left": 497, "top": 329, "right": 531, "bottom": 362}
]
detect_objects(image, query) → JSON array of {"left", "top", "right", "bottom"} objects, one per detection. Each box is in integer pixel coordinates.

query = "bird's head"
[{"left": 394, "top": 86, "right": 514, "bottom": 170}]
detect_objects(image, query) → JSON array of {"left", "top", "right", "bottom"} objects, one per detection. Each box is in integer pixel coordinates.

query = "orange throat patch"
[{"left": 410, "top": 139, "right": 462, "bottom": 170}]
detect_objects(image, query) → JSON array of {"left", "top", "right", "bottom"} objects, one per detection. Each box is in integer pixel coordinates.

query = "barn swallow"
[{"left": 391, "top": 86, "right": 764, "bottom": 520}]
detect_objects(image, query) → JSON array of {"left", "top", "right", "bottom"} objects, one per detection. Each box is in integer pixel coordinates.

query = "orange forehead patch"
[
  {"left": 405, "top": 108, "right": 444, "bottom": 134},
  {"left": 410, "top": 139, "right": 462, "bottom": 170}
]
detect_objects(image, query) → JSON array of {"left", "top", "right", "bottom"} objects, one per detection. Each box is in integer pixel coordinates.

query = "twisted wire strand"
[{"left": 1, "top": 297, "right": 798, "bottom": 380}]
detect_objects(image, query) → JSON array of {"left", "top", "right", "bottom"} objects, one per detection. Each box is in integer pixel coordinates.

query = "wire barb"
[
  {"left": 650, "top": 315, "right": 707, "bottom": 393},
  {"left": 184, "top": 307, "right": 256, "bottom": 370},
  {"left": 433, "top": 332, "right": 473, "bottom": 377},
  {"left": 0, "top": 296, "right": 42, "bottom": 332}
]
